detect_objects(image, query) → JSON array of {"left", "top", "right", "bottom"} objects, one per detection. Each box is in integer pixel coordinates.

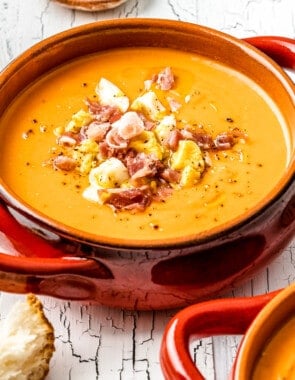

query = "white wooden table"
[{"left": 0, "top": 1, "right": 294, "bottom": 379}]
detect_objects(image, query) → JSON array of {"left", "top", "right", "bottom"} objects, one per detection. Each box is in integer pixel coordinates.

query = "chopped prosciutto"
[
  {"left": 53, "top": 155, "right": 76, "bottom": 171},
  {"left": 138, "top": 113, "right": 155, "bottom": 131},
  {"left": 156, "top": 67, "right": 175, "bottom": 91},
  {"left": 112, "top": 111, "right": 144, "bottom": 139},
  {"left": 100, "top": 187, "right": 152, "bottom": 211},
  {"left": 58, "top": 134, "right": 77, "bottom": 147},
  {"left": 152, "top": 183, "right": 173, "bottom": 202},
  {"left": 82, "top": 121, "right": 111, "bottom": 142},
  {"left": 189, "top": 132, "right": 214, "bottom": 150},
  {"left": 214, "top": 132, "right": 234, "bottom": 150},
  {"left": 86, "top": 99, "right": 122, "bottom": 123},
  {"left": 229, "top": 127, "right": 247, "bottom": 138},
  {"left": 164, "top": 129, "right": 183, "bottom": 151},
  {"left": 104, "top": 111, "right": 145, "bottom": 149},
  {"left": 160, "top": 168, "right": 181, "bottom": 183},
  {"left": 99, "top": 141, "right": 116, "bottom": 158},
  {"left": 213, "top": 129, "right": 248, "bottom": 150},
  {"left": 125, "top": 152, "right": 162, "bottom": 179},
  {"left": 105, "top": 126, "right": 128, "bottom": 149}
]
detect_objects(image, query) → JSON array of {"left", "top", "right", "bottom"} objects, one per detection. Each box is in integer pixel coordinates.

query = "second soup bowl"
[{"left": 160, "top": 282, "right": 295, "bottom": 379}]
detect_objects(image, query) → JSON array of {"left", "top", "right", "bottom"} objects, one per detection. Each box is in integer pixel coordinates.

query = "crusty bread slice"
[
  {"left": 0, "top": 294, "right": 55, "bottom": 380},
  {"left": 53, "top": 0, "right": 128, "bottom": 11}
]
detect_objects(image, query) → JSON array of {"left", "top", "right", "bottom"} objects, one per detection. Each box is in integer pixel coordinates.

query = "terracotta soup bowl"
[
  {"left": 0, "top": 19, "right": 294, "bottom": 309},
  {"left": 160, "top": 282, "right": 295, "bottom": 379}
]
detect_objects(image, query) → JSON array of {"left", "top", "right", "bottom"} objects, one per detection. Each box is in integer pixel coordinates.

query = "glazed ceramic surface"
[
  {"left": 0, "top": 19, "right": 294, "bottom": 309},
  {"left": 234, "top": 283, "right": 295, "bottom": 379},
  {"left": 160, "top": 283, "right": 295, "bottom": 379}
]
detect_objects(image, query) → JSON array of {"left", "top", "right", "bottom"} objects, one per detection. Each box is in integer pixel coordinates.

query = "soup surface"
[
  {"left": 252, "top": 315, "right": 295, "bottom": 379},
  {"left": 0, "top": 47, "right": 290, "bottom": 244}
]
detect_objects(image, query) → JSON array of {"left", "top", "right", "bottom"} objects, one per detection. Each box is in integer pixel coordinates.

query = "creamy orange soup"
[
  {"left": 252, "top": 316, "right": 295, "bottom": 379},
  {"left": 0, "top": 47, "right": 290, "bottom": 244}
]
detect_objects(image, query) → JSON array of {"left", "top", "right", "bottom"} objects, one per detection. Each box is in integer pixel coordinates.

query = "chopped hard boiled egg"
[
  {"left": 89, "top": 157, "right": 129, "bottom": 189},
  {"left": 170, "top": 140, "right": 205, "bottom": 186},
  {"left": 83, "top": 157, "right": 129, "bottom": 204},
  {"left": 170, "top": 140, "right": 205, "bottom": 171},
  {"left": 77, "top": 139, "right": 100, "bottom": 154},
  {"left": 131, "top": 91, "right": 166, "bottom": 121},
  {"left": 180, "top": 165, "right": 203, "bottom": 187},
  {"left": 95, "top": 78, "right": 129, "bottom": 112},
  {"left": 65, "top": 109, "right": 93, "bottom": 133},
  {"left": 82, "top": 186, "right": 100, "bottom": 203},
  {"left": 154, "top": 114, "right": 176, "bottom": 143},
  {"left": 129, "top": 130, "right": 164, "bottom": 160},
  {"left": 72, "top": 139, "right": 99, "bottom": 174}
]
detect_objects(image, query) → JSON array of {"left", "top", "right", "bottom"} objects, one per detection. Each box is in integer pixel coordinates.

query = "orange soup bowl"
[
  {"left": 0, "top": 19, "right": 294, "bottom": 309},
  {"left": 160, "top": 282, "right": 295, "bottom": 379}
]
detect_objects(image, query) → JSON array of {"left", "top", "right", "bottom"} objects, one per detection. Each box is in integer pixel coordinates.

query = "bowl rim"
[
  {"left": 0, "top": 18, "right": 294, "bottom": 248},
  {"left": 233, "top": 282, "right": 295, "bottom": 378}
]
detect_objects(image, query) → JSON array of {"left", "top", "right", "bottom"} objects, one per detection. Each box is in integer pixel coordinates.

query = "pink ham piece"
[
  {"left": 160, "top": 168, "right": 181, "bottom": 183},
  {"left": 156, "top": 67, "right": 175, "bottom": 91},
  {"left": 57, "top": 134, "right": 77, "bottom": 147},
  {"left": 214, "top": 132, "right": 234, "bottom": 150},
  {"left": 189, "top": 132, "right": 213, "bottom": 150},
  {"left": 99, "top": 187, "right": 152, "bottom": 212},
  {"left": 98, "top": 141, "right": 116, "bottom": 158},
  {"left": 105, "top": 126, "right": 128, "bottom": 149},
  {"left": 83, "top": 121, "right": 111, "bottom": 142},
  {"left": 86, "top": 99, "right": 122, "bottom": 123},
  {"left": 112, "top": 111, "right": 145, "bottom": 139},
  {"left": 53, "top": 155, "right": 76, "bottom": 171},
  {"left": 125, "top": 152, "right": 162, "bottom": 180},
  {"left": 105, "top": 111, "right": 145, "bottom": 149},
  {"left": 138, "top": 113, "right": 155, "bottom": 131},
  {"left": 213, "top": 129, "right": 248, "bottom": 150},
  {"left": 164, "top": 129, "right": 183, "bottom": 151},
  {"left": 152, "top": 183, "right": 173, "bottom": 202}
]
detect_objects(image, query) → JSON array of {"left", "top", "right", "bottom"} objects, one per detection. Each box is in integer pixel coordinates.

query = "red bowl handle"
[
  {"left": 160, "top": 290, "right": 280, "bottom": 380},
  {"left": 0, "top": 251, "right": 110, "bottom": 277},
  {"left": 0, "top": 202, "right": 111, "bottom": 280},
  {"left": 243, "top": 36, "right": 295, "bottom": 69},
  {"left": 0, "top": 201, "right": 65, "bottom": 258}
]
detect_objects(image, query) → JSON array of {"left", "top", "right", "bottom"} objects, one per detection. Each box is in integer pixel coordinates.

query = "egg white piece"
[{"left": 95, "top": 78, "right": 129, "bottom": 112}]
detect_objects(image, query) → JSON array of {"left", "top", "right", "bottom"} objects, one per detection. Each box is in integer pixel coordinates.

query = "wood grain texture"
[{"left": 0, "top": 0, "right": 294, "bottom": 379}]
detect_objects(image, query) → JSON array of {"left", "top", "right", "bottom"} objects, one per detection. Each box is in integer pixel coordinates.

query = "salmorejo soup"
[
  {"left": 0, "top": 47, "right": 290, "bottom": 243},
  {"left": 252, "top": 315, "right": 295, "bottom": 379}
]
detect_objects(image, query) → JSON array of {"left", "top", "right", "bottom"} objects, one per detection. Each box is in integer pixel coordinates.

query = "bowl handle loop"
[
  {"left": 0, "top": 201, "right": 66, "bottom": 258},
  {"left": 0, "top": 202, "right": 109, "bottom": 278},
  {"left": 160, "top": 290, "right": 279, "bottom": 380},
  {"left": 243, "top": 36, "right": 295, "bottom": 70},
  {"left": 0, "top": 252, "right": 108, "bottom": 277}
]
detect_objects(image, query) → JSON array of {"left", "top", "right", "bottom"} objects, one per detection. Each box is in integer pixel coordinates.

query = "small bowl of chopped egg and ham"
[{"left": 0, "top": 19, "right": 294, "bottom": 310}]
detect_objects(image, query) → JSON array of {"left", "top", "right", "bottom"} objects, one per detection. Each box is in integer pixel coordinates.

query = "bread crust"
[
  {"left": 53, "top": 0, "right": 128, "bottom": 11},
  {"left": 0, "top": 294, "right": 55, "bottom": 380},
  {"left": 26, "top": 294, "right": 55, "bottom": 380}
]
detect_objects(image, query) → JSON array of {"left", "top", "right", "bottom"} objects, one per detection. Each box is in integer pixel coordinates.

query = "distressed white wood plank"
[
  {"left": 0, "top": 1, "right": 295, "bottom": 379},
  {"left": 196, "top": 0, "right": 295, "bottom": 37}
]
